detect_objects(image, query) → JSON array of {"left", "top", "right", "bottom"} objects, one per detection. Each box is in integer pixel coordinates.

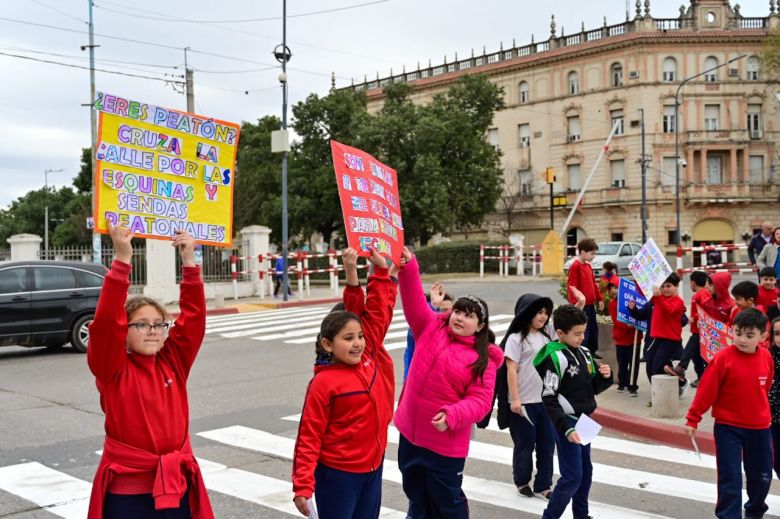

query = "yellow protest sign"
[{"left": 92, "top": 92, "right": 240, "bottom": 246}]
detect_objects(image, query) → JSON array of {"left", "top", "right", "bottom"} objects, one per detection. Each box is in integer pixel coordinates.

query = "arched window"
[
  {"left": 610, "top": 63, "right": 623, "bottom": 87},
  {"left": 662, "top": 57, "right": 677, "bottom": 82},
  {"left": 568, "top": 71, "right": 579, "bottom": 95},
  {"left": 747, "top": 56, "right": 760, "bottom": 81},
  {"left": 704, "top": 56, "right": 719, "bottom": 82},
  {"left": 519, "top": 81, "right": 529, "bottom": 103}
]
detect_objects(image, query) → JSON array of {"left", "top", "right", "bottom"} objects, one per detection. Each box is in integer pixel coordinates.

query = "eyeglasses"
[{"left": 128, "top": 322, "right": 170, "bottom": 334}]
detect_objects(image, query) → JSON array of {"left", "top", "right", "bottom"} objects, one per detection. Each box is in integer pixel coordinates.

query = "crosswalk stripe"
[
  {"left": 276, "top": 414, "right": 731, "bottom": 507},
  {"left": 482, "top": 419, "right": 716, "bottom": 469},
  {"left": 206, "top": 306, "right": 331, "bottom": 325},
  {"left": 0, "top": 462, "right": 90, "bottom": 519},
  {"left": 249, "top": 317, "right": 414, "bottom": 342},
  {"left": 197, "top": 425, "right": 667, "bottom": 518},
  {"left": 207, "top": 308, "right": 408, "bottom": 333}
]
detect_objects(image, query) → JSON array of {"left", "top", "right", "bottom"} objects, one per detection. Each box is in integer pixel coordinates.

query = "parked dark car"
[{"left": 0, "top": 260, "right": 107, "bottom": 352}]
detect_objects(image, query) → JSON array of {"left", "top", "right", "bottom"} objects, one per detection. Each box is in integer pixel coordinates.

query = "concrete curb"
[
  {"left": 593, "top": 408, "right": 716, "bottom": 456},
  {"left": 171, "top": 297, "right": 342, "bottom": 318}
]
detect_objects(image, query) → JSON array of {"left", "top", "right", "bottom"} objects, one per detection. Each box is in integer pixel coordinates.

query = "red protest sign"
[
  {"left": 698, "top": 307, "right": 733, "bottom": 362},
  {"left": 330, "top": 140, "right": 404, "bottom": 264}
]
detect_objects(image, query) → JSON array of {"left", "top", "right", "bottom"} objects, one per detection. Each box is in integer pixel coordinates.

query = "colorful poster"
[
  {"left": 698, "top": 309, "right": 733, "bottom": 362},
  {"left": 628, "top": 238, "right": 674, "bottom": 296},
  {"left": 616, "top": 278, "right": 648, "bottom": 332},
  {"left": 92, "top": 92, "right": 240, "bottom": 246},
  {"left": 330, "top": 140, "right": 403, "bottom": 264}
]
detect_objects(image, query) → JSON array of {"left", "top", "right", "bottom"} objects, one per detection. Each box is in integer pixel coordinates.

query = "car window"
[
  {"left": 33, "top": 267, "right": 77, "bottom": 291},
  {"left": 0, "top": 268, "right": 28, "bottom": 294},
  {"left": 631, "top": 244, "right": 641, "bottom": 255},
  {"left": 620, "top": 245, "right": 631, "bottom": 256},
  {"left": 75, "top": 270, "right": 104, "bottom": 288},
  {"left": 596, "top": 243, "right": 620, "bottom": 255}
]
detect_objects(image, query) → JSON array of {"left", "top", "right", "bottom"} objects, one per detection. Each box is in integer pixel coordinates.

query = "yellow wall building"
[{"left": 354, "top": 0, "right": 780, "bottom": 254}]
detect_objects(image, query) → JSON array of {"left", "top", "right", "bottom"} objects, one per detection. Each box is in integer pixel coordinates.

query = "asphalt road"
[{"left": 0, "top": 275, "right": 778, "bottom": 518}]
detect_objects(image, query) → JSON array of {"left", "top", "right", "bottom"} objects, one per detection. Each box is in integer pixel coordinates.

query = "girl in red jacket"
[
  {"left": 292, "top": 247, "right": 398, "bottom": 518},
  {"left": 87, "top": 222, "right": 213, "bottom": 519}
]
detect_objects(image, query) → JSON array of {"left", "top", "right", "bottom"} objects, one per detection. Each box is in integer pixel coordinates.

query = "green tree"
[
  {"left": 50, "top": 147, "right": 95, "bottom": 246},
  {"left": 762, "top": 29, "right": 780, "bottom": 79},
  {"left": 0, "top": 186, "right": 77, "bottom": 245},
  {"left": 291, "top": 87, "right": 370, "bottom": 246},
  {"left": 74, "top": 147, "right": 93, "bottom": 194}
]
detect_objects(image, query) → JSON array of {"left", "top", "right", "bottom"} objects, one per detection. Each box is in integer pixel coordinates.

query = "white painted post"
[
  {"left": 7, "top": 234, "right": 42, "bottom": 261},
  {"left": 258, "top": 255, "right": 265, "bottom": 300},
  {"left": 296, "top": 253, "right": 304, "bottom": 300},
  {"left": 479, "top": 244, "right": 485, "bottom": 278},
  {"left": 239, "top": 225, "right": 271, "bottom": 296},
  {"left": 303, "top": 253, "right": 311, "bottom": 296}
]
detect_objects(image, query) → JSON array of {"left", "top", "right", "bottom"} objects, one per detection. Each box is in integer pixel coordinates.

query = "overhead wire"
[
  {"left": 93, "top": 0, "right": 399, "bottom": 66},
  {"left": 93, "top": 0, "right": 390, "bottom": 24},
  {"left": 27, "top": 0, "right": 87, "bottom": 24},
  {"left": 0, "top": 51, "right": 184, "bottom": 84}
]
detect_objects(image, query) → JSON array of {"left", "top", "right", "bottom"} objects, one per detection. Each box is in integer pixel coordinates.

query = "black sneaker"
[
  {"left": 691, "top": 379, "right": 700, "bottom": 388},
  {"left": 664, "top": 364, "right": 687, "bottom": 382},
  {"left": 679, "top": 379, "right": 690, "bottom": 398},
  {"left": 628, "top": 388, "right": 638, "bottom": 397},
  {"left": 616, "top": 386, "right": 626, "bottom": 393},
  {"left": 534, "top": 489, "right": 552, "bottom": 500},
  {"left": 517, "top": 485, "right": 533, "bottom": 497}
]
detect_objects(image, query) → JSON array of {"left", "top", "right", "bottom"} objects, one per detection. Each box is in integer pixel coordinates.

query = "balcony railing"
[{"left": 685, "top": 129, "right": 749, "bottom": 143}]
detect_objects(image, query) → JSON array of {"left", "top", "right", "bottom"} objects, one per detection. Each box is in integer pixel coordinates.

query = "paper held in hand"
[
  {"left": 307, "top": 498, "right": 319, "bottom": 519},
  {"left": 575, "top": 413, "right": 602, "bottom": 446}
]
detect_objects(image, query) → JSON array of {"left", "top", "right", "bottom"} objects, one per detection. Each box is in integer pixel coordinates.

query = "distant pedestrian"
[
  {"left": 686, "top": 309, "right": 773, "bottom": 519},
  {"left": 756, "top": 227, "right": 780, "bottom": 274},
  {"left": 567, "top": 238, "right": 604, "bottom": 358},
  {"left": 87, "top": 222, "right": 214, "bottom": 519},
  {"left": 395, "top": 247, "right": 502, "bottom": 518},
  {"left": 273, "top": 255, "right": 292, "bottom": 297},
  {"left": 533, "top": 305, "right": 613, "bottom": 519},
  {"left": 292, "top": 247, "right": 398, "bottom": 518},
  {"left": 749, "top": 221, "right": 775, "bottom": 265}
]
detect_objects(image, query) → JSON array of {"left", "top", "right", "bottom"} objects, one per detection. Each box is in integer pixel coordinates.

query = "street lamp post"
[
  {"left": 43, "top": 168, "right": 65, "bottom": 259},
  {"left": 674, "top": 54, "right": 746, "bottom": 245},
  {"left": 273, "top": 0, "right": 293, "bottom": 301}
]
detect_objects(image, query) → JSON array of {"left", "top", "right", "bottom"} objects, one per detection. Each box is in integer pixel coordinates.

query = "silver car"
[{"left": 564, "top": 241, "right": 642, "bottom": 276}]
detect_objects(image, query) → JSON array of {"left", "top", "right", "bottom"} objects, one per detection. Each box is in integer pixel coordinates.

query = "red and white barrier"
[
  {"left": 675, "top": 243, "right": 756, "bottom": 298},
  {"left": 515, "top": 244, "right": 543, "bottom": 277},
  {"left": 231, "top": 254, "right": 265, "bottom": 300},
  {"left": 480, "top": 245, "right": 511, "bottom": 277}
]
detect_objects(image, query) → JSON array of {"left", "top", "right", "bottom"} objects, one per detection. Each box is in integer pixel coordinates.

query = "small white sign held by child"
[
  {"left": 628, "top": 238, "right": 674, "bottom": 296},
  {"left": 574, "top": 414, "right": 602, "bottom": 446},
  {"left": 306, "top": 498, "right": 319, "bottom": 519}
]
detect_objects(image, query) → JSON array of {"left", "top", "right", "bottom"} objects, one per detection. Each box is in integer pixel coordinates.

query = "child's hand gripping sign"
[{"left": 330, "top": 140, "right": 404, "bottom": 265}]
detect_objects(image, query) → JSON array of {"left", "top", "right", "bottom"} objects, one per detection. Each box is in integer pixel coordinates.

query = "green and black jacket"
[{"left": 532, "top": 340, "right": 613, "bottom": 436}]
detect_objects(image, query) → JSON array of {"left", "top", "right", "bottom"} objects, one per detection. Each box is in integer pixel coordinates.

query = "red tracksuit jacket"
[
  {"left": 650, "top": 293, "right": 686, "bottom": 341},
  {"left": 567, "top": 259, "right": 602, "bottom": 305},
  {"left": 686, "top": 345, "right": 774, "bottom": 430},
  {"left": 87, "top": 260, "right": 213, "bottom": 518},
  {"left": 608, "top": 298, "right": 642, "bottom": 345},
  {"left": 292, "top": 267, "right": 397, "bottom": 500}
]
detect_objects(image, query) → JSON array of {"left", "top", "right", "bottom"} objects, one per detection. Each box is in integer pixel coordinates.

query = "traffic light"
[{"left": 546, "top": 167, "right": 555, "bottom": 184}]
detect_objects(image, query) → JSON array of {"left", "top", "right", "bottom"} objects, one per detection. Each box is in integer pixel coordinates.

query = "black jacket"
[
  {"left": 749, "top": 233, "right": 770, "bottom": 264},
  {"left": 476, "top": 294, "right": 553, "bottom": 430},
  {"left": 533, "top": 341, "right": 613, "bottom": 436}
]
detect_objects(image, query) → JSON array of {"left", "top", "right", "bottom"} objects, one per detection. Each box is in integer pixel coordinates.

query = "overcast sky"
[{"left": 0, "top": 0, "right": 770, "bottom": 209}]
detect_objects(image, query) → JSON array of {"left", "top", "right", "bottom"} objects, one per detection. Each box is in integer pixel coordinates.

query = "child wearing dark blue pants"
[
  {"left": 686, "top": 309, "right": 774, "bottom": 519},
  {"left": 533, "top": 305, "right": 613, "bottom": 519},
  {"left": 768, "top": 316, "right": 780, "bottom": 479}
]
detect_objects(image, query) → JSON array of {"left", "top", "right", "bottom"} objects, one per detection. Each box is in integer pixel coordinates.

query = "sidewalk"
[{"left": 593, "top": 338, "right": 716, "bottom": 455}]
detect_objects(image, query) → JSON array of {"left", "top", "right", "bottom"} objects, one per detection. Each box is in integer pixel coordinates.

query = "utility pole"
[
  {"left": 639, "top": 108, "right": 648, "bottom": 244},
  {"left": 85, "top": 0, "right": 101, "bottom": 264},
  {"left": 184, "top": 47, "right": 194, "bottom": 113}
]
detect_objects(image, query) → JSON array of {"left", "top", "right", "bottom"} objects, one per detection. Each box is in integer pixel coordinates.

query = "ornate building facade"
[{"left": 353, "top": 0, "right": 780, "bottom": 253}]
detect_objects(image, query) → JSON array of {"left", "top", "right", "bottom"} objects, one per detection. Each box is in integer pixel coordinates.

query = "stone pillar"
[
  {"left": 729, "top": 147, "right": 738, "bottom": 183},
  {"left": 700, "top": 148, "right": 708, "bottom": 185},
  {"left": 742, "top": 148, "right": 750, "bottom": 183},
  {"left": 686, "top": 148, "right": 696, "bottom": 184},
  {"left": 239, "top": 225, "right": 271, "bottom": 295},
  {"left": 144, "top": 239, "right": 179, "bottom": 304},
  {"left": 8, "top": 234, "right": 42, "bottom": 261}
]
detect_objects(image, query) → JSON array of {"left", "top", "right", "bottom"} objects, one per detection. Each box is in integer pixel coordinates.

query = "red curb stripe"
[
  {"left": 593, "top": 408, "right": 716, "bottom": 456},
  {"left": 170, "top": 307, "right": 239, "bottom": 319}
]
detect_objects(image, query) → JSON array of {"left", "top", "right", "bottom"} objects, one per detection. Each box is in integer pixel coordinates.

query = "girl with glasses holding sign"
[{"left": 86, "top": 221, "right": 214, "bottom": 519}]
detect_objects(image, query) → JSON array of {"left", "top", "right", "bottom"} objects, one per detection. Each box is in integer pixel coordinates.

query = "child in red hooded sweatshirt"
[
  {"left": 699, "top": 272, "right": 736, "bottom": 324},
  {"left": 87, "top": 222, "right": 213, "bottom": 519},
  {"left": 292, "top": 248, "right": 398, "bottom": 518}
]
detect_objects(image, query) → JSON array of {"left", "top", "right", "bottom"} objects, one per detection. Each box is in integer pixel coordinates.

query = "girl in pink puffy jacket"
[{"left": 395, "top": 247, "right": 504, "bottom": 518}]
